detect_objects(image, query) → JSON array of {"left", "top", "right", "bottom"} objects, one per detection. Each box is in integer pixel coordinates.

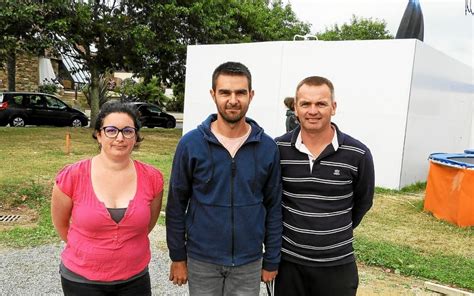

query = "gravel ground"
[
  {"left": 0, "top": 224, "right": 443, "bottom": 295},
  {"left": 0, "top": 225, "right": 268, "bottom": 296}
]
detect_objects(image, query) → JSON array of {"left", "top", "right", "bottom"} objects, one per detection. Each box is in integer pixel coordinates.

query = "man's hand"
[
  {"left": 261, "top": 269, "right": 278, "bottom": 283},
  {"left": 169, "top": 261, "right": 188, "bottom": 286}
]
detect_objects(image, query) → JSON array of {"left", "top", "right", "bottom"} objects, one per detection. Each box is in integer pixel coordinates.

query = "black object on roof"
[{"left": 396, "top": 0, "right": 424, "bottom": 41}]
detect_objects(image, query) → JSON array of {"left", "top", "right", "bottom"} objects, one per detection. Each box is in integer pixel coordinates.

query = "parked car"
[
  {"left": 127, "top": 102, "right": 176, "bottom": 129},
  {"left": 0, "top": 92, "right": 88, "bottom": 127}
]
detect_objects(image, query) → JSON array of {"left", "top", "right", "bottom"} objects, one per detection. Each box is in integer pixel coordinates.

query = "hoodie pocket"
[
  {"left": 185, "top": 200, "right": 197, "bottom": 234},
  {"left": 186, "top": 203, "right": 233, "bottom": 260},
  {"left": 233, "top": 203, "right": 265, "bottom": 259}
]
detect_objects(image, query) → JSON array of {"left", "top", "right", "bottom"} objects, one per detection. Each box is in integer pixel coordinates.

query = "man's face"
[
  {"left": 210, "top": 74, "right": 254, "bottom": 124},
  {"left": 295, "top": 83, "right": 336, "bottom": 134}
]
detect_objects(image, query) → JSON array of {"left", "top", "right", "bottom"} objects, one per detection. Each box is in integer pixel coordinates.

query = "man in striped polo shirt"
[{"left": 274, "top": 76, "right": 375, "bottom": 296}]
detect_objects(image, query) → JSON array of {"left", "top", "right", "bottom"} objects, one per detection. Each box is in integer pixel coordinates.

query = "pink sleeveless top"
[{"left": 56, "top": 159, "right": 163, "bottom": 281}]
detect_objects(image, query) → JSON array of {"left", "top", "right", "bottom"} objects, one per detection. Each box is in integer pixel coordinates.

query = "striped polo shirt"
[{"left": 275, "top": 123, "right": 375, "bottom": 267}]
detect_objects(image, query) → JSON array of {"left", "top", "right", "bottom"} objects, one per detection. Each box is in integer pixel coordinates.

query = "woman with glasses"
[{"left": 51, "top": 101, "right": 163, "bottom": 295}]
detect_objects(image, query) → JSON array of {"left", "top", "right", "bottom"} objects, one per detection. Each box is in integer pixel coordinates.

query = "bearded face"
[{"left": 210, "top": 74, "right": 253, "bottom": 125}]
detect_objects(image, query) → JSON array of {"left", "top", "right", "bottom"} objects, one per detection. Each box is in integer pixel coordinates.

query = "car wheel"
[
  {"left": 71, "top": 118, "right": 83, "bottom": 127},
  {"left": 165, "top": 120, "right": 176, "bottom": 129},
  {"left": 10, "top": 116, "right": 26, "bottom": 127}
]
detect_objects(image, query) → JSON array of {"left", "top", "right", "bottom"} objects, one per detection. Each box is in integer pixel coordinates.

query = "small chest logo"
[{"left": 333, "top": 169, "right": 340, "bottom": 176}]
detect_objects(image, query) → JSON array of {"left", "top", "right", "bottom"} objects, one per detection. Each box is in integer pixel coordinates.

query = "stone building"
[
  {"left": 0, "top": 54, "right": 42, "bottom": 91},
  {"left": 0, "top": 52, "right": 89, "bottom": 108},
  {"left": 0, "top": 50, "right": 80, "bottom": 93}
]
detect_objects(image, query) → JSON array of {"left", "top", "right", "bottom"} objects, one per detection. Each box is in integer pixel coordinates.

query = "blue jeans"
[{"left": 188, "top": 257, "right": 262, "bottom": 296}]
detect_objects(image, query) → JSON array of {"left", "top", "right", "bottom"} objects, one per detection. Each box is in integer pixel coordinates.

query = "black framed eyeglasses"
[{"left": 101, "top": 126, "right": 137, "bottom": 139}]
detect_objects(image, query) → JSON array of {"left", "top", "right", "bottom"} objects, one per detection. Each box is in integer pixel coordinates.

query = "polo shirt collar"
[{"left": 294, "top": 123, "right": 339, "bottom": 157}]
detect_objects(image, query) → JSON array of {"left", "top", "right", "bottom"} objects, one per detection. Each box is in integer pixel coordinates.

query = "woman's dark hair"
[
  {"left": 92, "top": 100, "right": 144, "bottom": 149},
  {"left": 283, "top": 97, "right": 295, "bottom": 111}
]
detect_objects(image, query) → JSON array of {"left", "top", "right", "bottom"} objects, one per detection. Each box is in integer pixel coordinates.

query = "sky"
[{"left": 284, "top": 0, "right": 473, "bottom": 68}]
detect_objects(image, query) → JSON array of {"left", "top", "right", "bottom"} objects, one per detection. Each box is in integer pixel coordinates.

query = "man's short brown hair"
[{"left": 295, "top": 76, "right": 335, "bottom": 101}]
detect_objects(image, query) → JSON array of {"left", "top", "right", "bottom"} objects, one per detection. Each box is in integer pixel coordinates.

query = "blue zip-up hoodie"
[{"left": 166, "top": 114, "right": 282, "bottom": 271}]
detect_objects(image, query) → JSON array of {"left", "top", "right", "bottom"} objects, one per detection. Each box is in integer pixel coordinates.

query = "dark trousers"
[
  {"left": 60, "top": 272, "right": 151, "bottom": 296},
  {"left": 275, "top": 260, "right": 358, "bottom": 296}
]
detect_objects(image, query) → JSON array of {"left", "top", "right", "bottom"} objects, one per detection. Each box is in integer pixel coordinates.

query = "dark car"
[
  {"left": 0, "top": 92, "right": 88, "bottom": 127},
  {"left": 128, "top": 102, "right": 176, "bottom": 129}
]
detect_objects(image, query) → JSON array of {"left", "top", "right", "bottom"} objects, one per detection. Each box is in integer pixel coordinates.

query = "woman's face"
[{"left": 97, "top": 112, "right": 137, "bottom": 158}]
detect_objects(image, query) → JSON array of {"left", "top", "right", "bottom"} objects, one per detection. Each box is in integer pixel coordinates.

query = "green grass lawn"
[
  {"left": 0, "top": 127, "right": 473, "bottom": 290},
  {"left": 0, "top": 127, "right": 179, "bottom": 188},
  {"left": 356, "top": 192, "right": 474, "bottom": 290},
  {"left": 0, "top": 127, "right": 179, "bottom": 246}
]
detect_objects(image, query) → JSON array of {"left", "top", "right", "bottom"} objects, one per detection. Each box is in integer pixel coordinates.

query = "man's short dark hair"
[
  {"left": 212, "top": 61, "right": 252, "bottom": 91},
  {"left": 295, "top": 76, "right": 335, "bottom": 101}
]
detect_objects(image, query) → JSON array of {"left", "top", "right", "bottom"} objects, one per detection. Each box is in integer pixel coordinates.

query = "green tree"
[
  {"left": 43, "top": 0, "right": 156, "bottom": 127},
  {"left": 317, "top": 15, "right": 393, "bottom": 41},
  {"left": 185, "top": 0, "right": 310, "bottom": 44},
  {"left": 130, "top": 0, "right": 310, "bottom": 111},
  {"left": 12, "top": 0, "right": 308, "bottom": 121},
  {"left": 0, "top": 1, "right": 47, "bottom": 91}
]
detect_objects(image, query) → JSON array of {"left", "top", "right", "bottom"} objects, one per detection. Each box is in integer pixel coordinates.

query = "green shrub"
[
  {"left": 166, "top": 83, "right": 184, "bottom": 112},
  {"left": 38, "top": 82, "right": 58, "bottom": 94},
  {"left": 117, "top": 77, "right": 168, "bottom": 107}
]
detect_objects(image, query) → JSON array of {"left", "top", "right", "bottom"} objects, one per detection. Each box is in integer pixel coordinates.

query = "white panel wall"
[
  {"left": 183, "top": 40, "right": 473, "bottom": 189},
  {"left": 401, "top": 40, "right": 474, "bottom": 188},
  {"left": 277, "top": 40, "right": 416, "bottom": 189},
  {"left": 183, "top": 42, "right": 285, "bottom": 133}
]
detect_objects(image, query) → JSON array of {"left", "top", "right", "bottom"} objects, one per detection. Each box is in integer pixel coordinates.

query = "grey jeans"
[{"left": 188, "top": 257, "right": 262, "bottom": 296}]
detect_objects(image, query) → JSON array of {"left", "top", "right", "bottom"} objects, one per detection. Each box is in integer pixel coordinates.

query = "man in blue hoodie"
[{"left": 166, "top": 61, "right": 282, "bottom": 295}]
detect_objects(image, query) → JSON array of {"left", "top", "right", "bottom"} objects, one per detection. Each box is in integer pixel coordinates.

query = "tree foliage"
[
  {"left": 116, "top": 77, "right": 168, "bottom": 107},
  {"left": 42, "top": 0, "right": 151, "bottom": 126},
  {"left": 3, "top": 0, "right": 309, "bottom": 119},
  {"left": 135, "top": 0, "right": 310, "bottom": 111},
  {"left": 125, "top": 0, "right": 310, "bottom": 86},
  {"left": 0, "top": 1, "right": 49, "bottom": 90},
  {"left": 317, "top": 15, "right": 393, "bottom": 41}
]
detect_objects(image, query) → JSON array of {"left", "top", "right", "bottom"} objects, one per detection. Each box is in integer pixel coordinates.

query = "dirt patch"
[
  {"left": 358, "top": 263, "right": 439, "bottom": 295},
  {"left": 0, "top": 205, "right": 38, "bottom": 231}
]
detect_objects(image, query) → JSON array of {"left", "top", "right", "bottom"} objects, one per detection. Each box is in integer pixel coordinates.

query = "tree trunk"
[
  {"left": 89, "top": 66, "right": 100, "bottom": 128},
  {"left": 7, "top": 50, "right": 16, "bottom": 91}
]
